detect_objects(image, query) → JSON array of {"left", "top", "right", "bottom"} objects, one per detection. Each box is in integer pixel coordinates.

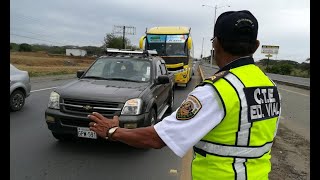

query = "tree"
[
  {"left": 126, "top": 45, "right": 139, "bottom": 50},
  {"left": 300, "top": 62, "right": 310, "bottom": 76},
  {"left": 10, "top": 43, "right": 19, "bottom": 51},
  {"left": 19, "top": 43, "right": 32, "bottom": 52},
  {"left": 81, "top": 46, "right": 104, "bottom": 56},
  {"left": 278, "top": 64, "right": 293, "bottom": 75},
  {"left": 103, "top": 33, "right": 130, "bottom": 49},
  {"left": 305, "top": 57, "right": 310, "bottom": 62},
  {"left": 47, "top": 46, "right": 65, "bottom": 54},
  {"left": 266, "top": 63, "right": 294, "bottom": 75}
]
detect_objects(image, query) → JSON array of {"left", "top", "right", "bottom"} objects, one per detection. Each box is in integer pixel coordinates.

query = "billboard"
[{"left": 261, "top": 45, "right": 279, "bottom": 54}]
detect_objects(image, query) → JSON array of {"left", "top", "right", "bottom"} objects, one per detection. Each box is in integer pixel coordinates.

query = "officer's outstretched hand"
[{"left": 88, "top": 112, "right": 119, "bottom": 138}]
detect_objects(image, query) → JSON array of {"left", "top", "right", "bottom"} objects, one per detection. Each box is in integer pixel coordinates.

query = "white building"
[{"left": 66, "top": 49, "right": 87, "bottom": 57}]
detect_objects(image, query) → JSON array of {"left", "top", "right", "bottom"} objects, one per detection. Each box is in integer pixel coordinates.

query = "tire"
[
  {"left": 52, "top": 132, "right": 74, "bottom": 141},
  {"left": 167, "top": 88, "right": 174, "bottom": 113},
  {"left": 149, "top": 108, "right": 157, "bottom": 126},
  {"left": 10, "top": 90, "right": 25, "bottom": 111}
]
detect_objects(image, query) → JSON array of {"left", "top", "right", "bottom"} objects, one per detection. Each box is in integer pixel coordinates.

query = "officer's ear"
[
  {"left": 254, "top": 40, "right": 260, "bottom": 52},
  {"left": 213, "top": 37, "right": 222, "bottom": 53}
]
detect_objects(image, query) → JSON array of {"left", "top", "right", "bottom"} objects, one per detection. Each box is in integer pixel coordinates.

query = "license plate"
[{"left": 77, "top": 127, "right": 97, "bottom": 139}]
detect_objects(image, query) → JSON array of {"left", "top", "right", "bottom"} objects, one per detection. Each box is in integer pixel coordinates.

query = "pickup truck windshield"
[{"left": 83, "top": 58, "right": 151, "bottom": 82}]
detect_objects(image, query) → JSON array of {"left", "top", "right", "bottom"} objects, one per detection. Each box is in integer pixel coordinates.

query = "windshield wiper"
[
  {"left": 82, "top": 76, "right": 108, "bottom": 80},
  {"left": 104, "top": 78, "right": 141, "bottom": 82},
  {"left": 83, "top": 76, "right": 141, "bottom": 82}
]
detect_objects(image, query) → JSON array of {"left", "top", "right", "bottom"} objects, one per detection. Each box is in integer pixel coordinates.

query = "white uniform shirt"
[{"left": 154, "top": 84, "right": 225, "bottom": 157}]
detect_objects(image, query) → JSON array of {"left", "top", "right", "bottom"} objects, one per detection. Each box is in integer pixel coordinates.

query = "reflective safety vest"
[{"left": 192, "top": 64, "right": 281, "bottom": 180}]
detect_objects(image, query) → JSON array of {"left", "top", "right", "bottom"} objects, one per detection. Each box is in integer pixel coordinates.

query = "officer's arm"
[
  {"left": 88, "top": 112, "right": 166, "bottom": 149},
  {"left": 112, "top": 127, "right": 166, "bottom": 149}
]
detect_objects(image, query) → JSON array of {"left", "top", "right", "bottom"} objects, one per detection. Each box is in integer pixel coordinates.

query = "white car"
[{"left": 10, "top": 64, "right": 31, "bottom": 111}]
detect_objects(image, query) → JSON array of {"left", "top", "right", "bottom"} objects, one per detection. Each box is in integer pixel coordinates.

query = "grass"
[
  {"left": 257, "top": 65, "right": 310, "bottom": 78},
  {"left": 10, "top": 51, "right": 95, "bottom": 77}
]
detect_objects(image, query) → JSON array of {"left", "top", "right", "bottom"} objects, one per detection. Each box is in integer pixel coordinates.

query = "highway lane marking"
[
  {"left": 278, "top": 87, "right": 309, "bottom": 97},
  {"left": 169, "top": 169, "right": 178, "bottom": 175},
  {"left": 31, "top": 87, "right": 57, "bottom": 93}
]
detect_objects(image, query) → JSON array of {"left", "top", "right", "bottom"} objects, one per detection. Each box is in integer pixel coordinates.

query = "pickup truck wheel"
[
  {"left": 149, "top": 108, "right": 157, "bottom": 126},
  {"left": 52, "top": 132, "right": 73, "bottom": 141},
  {"left": 10, "top": 90, "right": 25, "bottom": 111}
]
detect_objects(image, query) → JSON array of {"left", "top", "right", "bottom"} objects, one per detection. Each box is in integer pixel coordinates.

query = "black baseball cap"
[{"left": 212, "top": 10, "right": 258, "bottom": 42}]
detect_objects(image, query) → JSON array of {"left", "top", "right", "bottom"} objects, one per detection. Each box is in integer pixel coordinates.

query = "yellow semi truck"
[{"left": 139, "top": 26, "right": 194, "bottom": 87}]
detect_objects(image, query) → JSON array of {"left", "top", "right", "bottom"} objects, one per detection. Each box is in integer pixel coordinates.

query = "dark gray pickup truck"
[{"left": 45, "top": 50, "right": 175, "bottom": 141}]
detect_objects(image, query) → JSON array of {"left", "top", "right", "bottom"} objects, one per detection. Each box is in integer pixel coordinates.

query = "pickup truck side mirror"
[
  {"left": 157, "top": 75, "right": 170, "bottom": 84},
  {"left": 77, "top": 70, "right": 85, "bottom": 78}
]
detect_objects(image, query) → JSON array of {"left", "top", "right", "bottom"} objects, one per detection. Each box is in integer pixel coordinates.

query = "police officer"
[{"left": 88, "top": 10, "right": 281, "bottom": 180}]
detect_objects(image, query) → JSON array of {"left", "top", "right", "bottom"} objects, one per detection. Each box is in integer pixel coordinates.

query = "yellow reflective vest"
[{"left": 192, "top": 61, "right": 281, "bottom": 180}]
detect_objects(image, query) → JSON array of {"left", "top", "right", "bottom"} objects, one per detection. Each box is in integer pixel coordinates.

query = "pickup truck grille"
[
  {"left": 60, "top": 118, "right": 90, "bottom": 127},
  {"left": 61, "top": 98, "right": 123, "bottom": 117}
]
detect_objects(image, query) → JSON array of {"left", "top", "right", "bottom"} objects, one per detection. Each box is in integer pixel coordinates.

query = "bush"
[
  {"left": 19, "top": 43, "right": 32, "bottom": 52},
  {"left": 278, "top": 64, "right": 293, "bottom": 75},
  {"left": 267, "top": 64, "right": 293, "bottom": 75}
]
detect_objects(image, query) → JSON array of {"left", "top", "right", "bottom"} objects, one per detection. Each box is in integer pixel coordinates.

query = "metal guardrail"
[{"left": 198, "top": 63, "right": 310, "bottom": 90}]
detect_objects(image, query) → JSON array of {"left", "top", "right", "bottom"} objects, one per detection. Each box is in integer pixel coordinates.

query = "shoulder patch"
[
  {"left": 176, "top": 95, "right": 202, "bottom": 120},
  {"left": 205, "top": 70, "right": 230, "bottom": 83}
]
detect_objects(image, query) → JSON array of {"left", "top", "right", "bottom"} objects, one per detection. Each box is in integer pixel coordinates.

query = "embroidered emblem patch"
[
  {"left": 206, "top": 70, "right": 229, "bottom": 82},
  {"left": 176, "top": 95, "right": 202, "bottom": 120}
]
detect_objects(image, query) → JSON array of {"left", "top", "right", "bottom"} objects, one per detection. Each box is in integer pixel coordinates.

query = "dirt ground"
[
  {"left": 270, "top": 123, "right": 310, "bottom": 180},
  {"left": 10, "top": 51, "right": 94, "bottom": 77}
]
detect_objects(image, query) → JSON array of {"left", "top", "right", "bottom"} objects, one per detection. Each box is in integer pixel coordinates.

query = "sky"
[{"left": 10, "top": 0, "right": 310, "bottom": 63}]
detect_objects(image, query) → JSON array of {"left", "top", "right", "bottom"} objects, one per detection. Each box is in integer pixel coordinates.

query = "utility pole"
[
  {"left": 202, "top": 4, "right": 230, "bottom": 67},
  {"left": 113, "top": 25, "right": 136, "bottom": 49},
  {"left": 265, "top": 54, "right": 272, "bottom": 72},
  {"left": 122, "top": 26, "right": 126, "bottom": 49},
  {"left": 213, "top": 5, "right": 217, "bottom": 29},
  {"left": 201, "top": 37, "right": 204, "bottom": 59},
  {"left": 210, "top": 5, "right": 217, "bottom": 68}
]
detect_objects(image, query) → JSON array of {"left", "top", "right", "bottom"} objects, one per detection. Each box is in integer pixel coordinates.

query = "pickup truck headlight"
[
  {"left": 48, "top": 91, "right": 60, "bottom": 109},
  {"left": 121, "top": 98, "right": 142, "bottom": 115}
]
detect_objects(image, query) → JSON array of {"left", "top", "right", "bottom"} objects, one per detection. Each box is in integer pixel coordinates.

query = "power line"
[
  {"left": 10, "top": 27, "right": 75, "bottom": 45},
  {"left": 10, "top": 33, "right": 67, "bottom": 46},
  {"left": 11, "top": 33, "right": 101, "bottom": 47},
  {"left": 10, "top": 18, "right": 65, "bottom": 40},
  {"left": 10, "top": 13, "right": 82, "bottom": 45},
  {"left": 11, "top": 12, "right": 50, "bottom": 28},
  {"left": 11, "top": 28, "right": 57, "bottom": 39},
  {"left": 10, "top": 12, "right": 110, "bottom": 47}
]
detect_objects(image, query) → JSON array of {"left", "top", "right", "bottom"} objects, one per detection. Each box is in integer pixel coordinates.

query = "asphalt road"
[
  {"left": 10, "top": 69, "right": 202, "bottom": 180},
  {"left": 276, "top": 84, "right": 310, "bottom": 141},
  {"left": 200, "top": 63, "right": 310, "bottom": 89}
]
